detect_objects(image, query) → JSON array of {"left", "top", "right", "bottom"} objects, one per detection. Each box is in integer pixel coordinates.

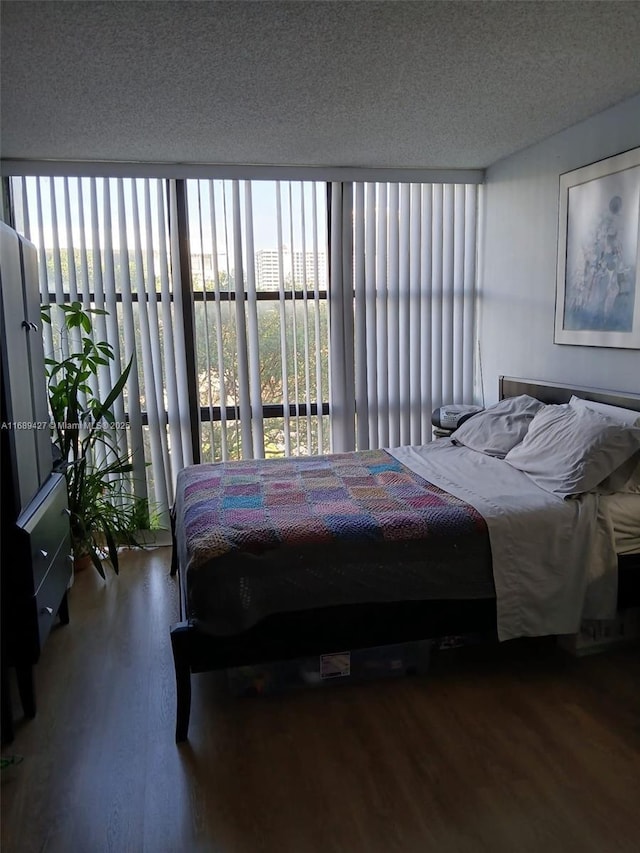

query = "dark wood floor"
[{"left": 2, "top": 548, "right": 640, "bottom": 853}]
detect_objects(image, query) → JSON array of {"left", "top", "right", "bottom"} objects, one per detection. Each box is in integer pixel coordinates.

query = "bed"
[{"left": 170, "top": 377, "right": 640, "bottom": 741}]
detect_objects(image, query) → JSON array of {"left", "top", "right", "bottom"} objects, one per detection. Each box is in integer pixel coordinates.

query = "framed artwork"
[{"left": 554, "top": 147, "right": 640, "bottom": 349}]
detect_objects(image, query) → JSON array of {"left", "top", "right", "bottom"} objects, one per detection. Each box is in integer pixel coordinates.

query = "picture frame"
[{"left": 554, "top": 147, "right": 640, "bottom": 349}]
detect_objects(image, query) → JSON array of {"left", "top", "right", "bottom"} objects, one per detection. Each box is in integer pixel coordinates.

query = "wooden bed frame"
[{"left": 170, "top": 377, "right": 640, "bottom": 742}]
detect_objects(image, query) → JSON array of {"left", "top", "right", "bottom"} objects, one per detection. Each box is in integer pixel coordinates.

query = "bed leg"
[{"left": 171, "top": 622, "right": 192, "bottom": 743}]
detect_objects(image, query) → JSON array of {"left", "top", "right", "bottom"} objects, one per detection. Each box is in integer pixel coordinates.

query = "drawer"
[
  {"left": 22, "top": 475, "right": 70, "bottom": 591},
  {"left": 36, "top": 535, "right": 72, "bottom": 648}
]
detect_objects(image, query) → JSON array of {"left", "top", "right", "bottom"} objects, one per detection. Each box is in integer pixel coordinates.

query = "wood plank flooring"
[{"left": 2, "top": 547, "right": 640, "bottom": 853}]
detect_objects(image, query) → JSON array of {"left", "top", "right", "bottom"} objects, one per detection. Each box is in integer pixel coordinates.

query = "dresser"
[{"left": 1, "top": 221, "right": 72, "bottom": 744}]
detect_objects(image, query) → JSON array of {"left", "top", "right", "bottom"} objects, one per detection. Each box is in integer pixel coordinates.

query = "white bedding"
[{"left": 389, "top": 440, "right": 618, "bottom": 641}]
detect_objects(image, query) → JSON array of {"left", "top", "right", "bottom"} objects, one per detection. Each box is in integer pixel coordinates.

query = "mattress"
[
  {"left": 602, "top": 492, "right": 640, "bottom": 555},
  {"left": 175, "top": 448, "right": 494, "bottom": 636}
]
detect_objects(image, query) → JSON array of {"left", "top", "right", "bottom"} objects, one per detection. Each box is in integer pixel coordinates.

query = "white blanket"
[{"left": 389, "top": 441, "right": 618, "bottom": 641}]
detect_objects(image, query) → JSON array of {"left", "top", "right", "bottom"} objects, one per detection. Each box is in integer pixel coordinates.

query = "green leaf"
[
  {"left": 90, "top": 357, "right": 133, "bottom": 423},
  {"left": 89, "top": 548, "right": 106, "bottom": 580},
  {"left": 102, "top": 524, "right": 120, "bottom": 575}
]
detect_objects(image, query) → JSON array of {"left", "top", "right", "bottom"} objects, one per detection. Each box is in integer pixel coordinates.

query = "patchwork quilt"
[{"left": 180, "top": 449, "right": 487, "bottom": 573}]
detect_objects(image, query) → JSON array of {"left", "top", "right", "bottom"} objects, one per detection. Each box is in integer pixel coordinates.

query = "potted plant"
[{"left": 42, "top": 301, "right": 146, "bottom": 577}]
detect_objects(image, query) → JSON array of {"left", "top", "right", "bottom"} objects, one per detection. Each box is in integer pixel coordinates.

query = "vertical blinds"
[
  {"left": 10, "top": 174, "right": 477, "bottom": 528},
  {"left": 343, "top": 181, "right": 477, "bottom": 451},
  {"left": 11, "top": 176, "right": 193, "bottom": 529},
  {"left": 185, "top": 178, "right": 329, "bottom": 462}
]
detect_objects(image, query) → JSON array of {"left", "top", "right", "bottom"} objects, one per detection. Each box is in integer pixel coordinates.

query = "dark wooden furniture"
[
  {"left": 170, "top": 377, "right": 640, "bottom": 742},
  {"left": 1, "top": 221, "right": 72, "bottom": 745}
]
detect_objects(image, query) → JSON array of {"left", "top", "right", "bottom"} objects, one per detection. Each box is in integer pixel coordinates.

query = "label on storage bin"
[{"left": 320, "top": 651, "right": 351, "bottom": 679}]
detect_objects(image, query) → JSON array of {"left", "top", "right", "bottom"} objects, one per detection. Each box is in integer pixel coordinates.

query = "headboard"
[{"left": 499, "top": 376, "right": 640, "bottom": 414}]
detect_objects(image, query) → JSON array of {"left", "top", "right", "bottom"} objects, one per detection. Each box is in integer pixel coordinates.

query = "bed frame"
[{"left": 170, "top": 377, "right": 640, "bottom": 741}]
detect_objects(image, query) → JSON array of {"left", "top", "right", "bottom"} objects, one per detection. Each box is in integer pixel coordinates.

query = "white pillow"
[
  {"left": 569, "top": 397, "right": 640, "bottom": 491},
  {"left": 504, "top": 404, "right": 640, "bottom": 498},
  {"left": 568, "top": 395, "right": 640, "bottom": 426},
  {"left": 450, "top": 395, "right": 544, "bottom": 458}
]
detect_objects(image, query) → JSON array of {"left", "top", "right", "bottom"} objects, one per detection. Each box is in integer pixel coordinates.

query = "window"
[
  {"left": 185, "top": 179, "right": 329, "bottom": 461},
  {"left": 9, "top": 173, "right": 478, "bottom": 528},
  {"left": 11, "top": 176, "right": 187, "bottom": 529}
]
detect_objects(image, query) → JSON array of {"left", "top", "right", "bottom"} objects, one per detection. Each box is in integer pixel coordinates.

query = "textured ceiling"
[{"left": 2, "top": 0, "right": 640, "bottom": 170}]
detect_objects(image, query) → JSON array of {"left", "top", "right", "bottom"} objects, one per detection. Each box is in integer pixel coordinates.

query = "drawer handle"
[
  {"left": 40, "top": 549, "right": 48, "bottom": 559},
  {"left": 40, "top": 606, "right": 54, "bottom": 616}
]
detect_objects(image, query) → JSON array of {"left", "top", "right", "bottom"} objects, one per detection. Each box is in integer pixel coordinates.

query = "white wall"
[{"left": 477, "top": 94, "right": 640, "bottom": 405}]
